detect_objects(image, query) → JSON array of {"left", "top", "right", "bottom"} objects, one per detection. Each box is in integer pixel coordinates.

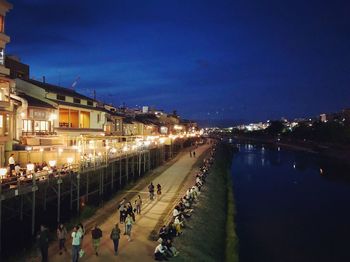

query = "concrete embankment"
[{"left": 173, "top": 143, "right": 238, "bottom": 262}]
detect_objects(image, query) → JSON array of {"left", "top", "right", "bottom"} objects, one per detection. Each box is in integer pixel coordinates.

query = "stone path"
[{"left": 47, "top": 144, "right": 209, "bottom": 262}]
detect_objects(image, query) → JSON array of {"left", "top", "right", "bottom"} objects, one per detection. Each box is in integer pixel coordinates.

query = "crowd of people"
[
  {"left": 154, "top": 147, "right": 216, "bottom": 261},
  {"left": 34, "top": 142, "right": 217, "bottom": 262},
  {"left": 1, "top": 154, "right": 76, "bottom": 189}
]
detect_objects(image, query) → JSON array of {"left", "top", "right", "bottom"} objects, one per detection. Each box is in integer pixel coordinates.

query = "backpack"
[{"left": 110, "top": 228, "right": 120, "bottom": 240}]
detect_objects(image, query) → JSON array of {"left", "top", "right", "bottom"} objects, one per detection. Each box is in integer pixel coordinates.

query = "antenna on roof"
[{"left": 71, "top": 76, "right": 80, "bottom": 89}]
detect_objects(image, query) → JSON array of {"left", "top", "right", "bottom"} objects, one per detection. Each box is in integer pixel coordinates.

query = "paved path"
[{"left": 48, "top": 144, "right": 209, "bottom": 262}]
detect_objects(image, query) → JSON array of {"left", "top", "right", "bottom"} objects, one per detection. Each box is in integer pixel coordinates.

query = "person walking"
[
  {"left": 148, "top": 182, "right": 155, "bottom": 200},
  {"left": 125, "top": 214, "right": 134, "bottom": 241},
  {"left": 193, "top": 151, "right": 196, "bottom": 157},
  {"left": 157, "top": 183, "right": 162, "bottom": 199},
  {"left": 37, "top": 225, "right": 49, "bottom": 262},
  {"left": 71, "top": 226, "right": 82, "bottom": 262},
  {"left": 189, "top": 151, "right": 192, "bottom": 158},
  {"left": 57, "top": 223, "right": 68, "bottom": 255},
  {"left": 8, "top": 154, "right": 15, "bottom": 175},
  {"left": 77, "top": 223, "right": 85, "bottom": 258},
  {"left": 91, "top": 224, "right": 103, "bottom": 256},
  {"left": 110, "top": 223, "right": 121, "bottom": 255},
  {"left": 118, "top": 197, "right": 126, "bottom": 223},
  {"left": 135, "top": 195, "right": 142, "bottom": 214}
]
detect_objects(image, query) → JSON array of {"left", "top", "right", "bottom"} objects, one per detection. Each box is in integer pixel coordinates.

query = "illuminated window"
[
  {"left": 0, "top": 16, "right": 4, "bottom": 33},
  {"left": 34, "top": 121, "right": 49, "bottom": 131},
  {"left": 22, "top": 120, "right": 32, "bottom": 132},
  {"left": 0, "top": 48, "right": 4, "bottom": 65},
  {"left": 0, "top": 81, "right": 9, "bottom": 102},
  {"left": 80, "top": 111, "right": 90, "bottom": 128}
]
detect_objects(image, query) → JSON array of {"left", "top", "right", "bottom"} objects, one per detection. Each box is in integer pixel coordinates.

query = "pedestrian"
[
  {"left": 119, "top": 198, "right": 127, "bottom": 224},
  {"left": 118, "top": 197, "right": 126, "bottom": 218},
  {"left": 71, "top": 226, "right": 82, "bottom": 262},
  {"left": 91, "top": 224, "right": 103, "bottom": 256},
  {"left": 189, "top": 151, "right": 192, "bottom": 158},
  {"left": 57, "top": 223, "right": 68, "bottom": 255},
  {"left": 110, "top": 223, "right": 121, "bottom": 256},
  {"left": 77, "top": 223, "right": 85, "bottom": 257},
  {"left": 157, "top": 183, "right": 162, "bottom": 196},
  {"left": 125, "top": 213, "right": 134, "bottom": 241},
  {"left": 121, "top": 206, "right": 127, "bottom": 227},
  {"left": 193, "top": 151, "right": 196, "bottom": 157},
  {"left": 135, "top": 195, "right": 142, "bottom": 214},
  {"left": 127, "top": 201, "right": 136, "bottom": 222},
  {"left": 8, "top": 153, "right": 15, "bottom": 174},
  {"left": 149, "top": 182, "right": 155, "bottom": 200},
  {"left": 37, "top": 224, "right": 49, "bottom": 262}
]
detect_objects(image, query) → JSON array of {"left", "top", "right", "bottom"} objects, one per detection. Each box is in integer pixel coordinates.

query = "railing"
[{"left": 22, "top": 131, "right": 57, "bottom": 136}]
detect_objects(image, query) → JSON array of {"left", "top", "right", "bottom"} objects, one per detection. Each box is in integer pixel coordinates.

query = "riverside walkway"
[{"left": 46, "top": 144, "right": 209, "bottom": 262}]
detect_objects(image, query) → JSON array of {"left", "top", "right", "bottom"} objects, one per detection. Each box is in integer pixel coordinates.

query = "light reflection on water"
[{"left": 232, "top": 142, "right": 350, "bottom": 262}]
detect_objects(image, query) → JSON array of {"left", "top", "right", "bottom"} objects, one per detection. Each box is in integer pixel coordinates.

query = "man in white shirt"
[
  {"left": 154, "top": 242, "right": 167, "bottom": 261},
  {"left": 71, "top": 226, "right": 82, "bottom": 262},
  {"left": 8, "top": 154, "right": 15, "bottom": 175}
]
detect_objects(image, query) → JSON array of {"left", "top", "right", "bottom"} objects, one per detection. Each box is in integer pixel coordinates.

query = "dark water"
[{"left": 232, "top": 143, "right": 350, "bottom": 262}]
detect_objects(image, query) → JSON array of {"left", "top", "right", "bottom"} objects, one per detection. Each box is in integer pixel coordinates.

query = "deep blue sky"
[{"left": 6, "top": 0, "right": 350, "bottom": 125}]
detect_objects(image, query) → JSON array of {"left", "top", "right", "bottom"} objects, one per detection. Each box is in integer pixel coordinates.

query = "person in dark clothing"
[
  {"left": 110, "top": 223, "right": 121, "bottom": 255},
  {"left": 159, "top": 225, "right": 168, "bottom": 240},
  {"left": 193, "top": 151, "right": 196, "bottom": 157},
  {"left": 91, "top": 224, "right": 103, "bottom": 256},
  {"left": 157, "top": 184, "right": 162, "bottom": 197},
  {"left": 37, "top": 225, "right": 49, "bottom": 262},
  {"left": 149, "top": 182, "right": 155, "bottom": 200}
]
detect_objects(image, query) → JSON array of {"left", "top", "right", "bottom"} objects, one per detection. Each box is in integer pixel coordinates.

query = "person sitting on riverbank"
[
  {"left": 159, "top": 225, "right": 168, "bottom": 240},
  {"left": 154, "top": 242, "right": 168, "bottom": 261}
]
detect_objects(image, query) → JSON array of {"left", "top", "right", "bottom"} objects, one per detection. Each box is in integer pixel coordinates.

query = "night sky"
[{"left": 6, "top": 0, "right": 350, "bottom": 125}]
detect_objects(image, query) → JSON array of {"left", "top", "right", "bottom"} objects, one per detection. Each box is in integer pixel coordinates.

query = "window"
[
  {"left": 34, "top": 121, "right": 49, "bottom": 132},
  {"left": 22, "top": 120, "right": 32, "bottom": 132},
  {"left": 80, "top": 111, "right": 90, "bottom": 128},
  {"left": 73, "top": 98, "right": 81, "bottom": 104},
  {"left": 0, "top": 113, "right": 9, "bottom": 136},
  {"left": 0, "top": 48, "right": 4, "bottom": 65},
  {"left": 0, "top": 16, "right": 4, "bottom": 33},
  {"left": 87, "top": 100, "right": 93, "bottom": 106},
  {"left": 57, "top": 94, "right": 66, "bottom": 101},
  {"left": 0, "top": 81, "right": 9, "bottom": 102}
]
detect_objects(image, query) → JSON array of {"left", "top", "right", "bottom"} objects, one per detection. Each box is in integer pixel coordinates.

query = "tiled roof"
[
  {"left": 18, "top": 93, "right": 56, "bottom": 109},
  {"left": 25, "top": 79, "right": 95, "bottom": 101}
]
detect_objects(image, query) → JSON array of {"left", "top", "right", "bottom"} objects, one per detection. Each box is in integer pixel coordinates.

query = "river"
[{"left": 232, "top": 143, "right": 350, "bottom": 262}]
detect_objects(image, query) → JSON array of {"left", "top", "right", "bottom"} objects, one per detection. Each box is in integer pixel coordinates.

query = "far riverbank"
[{"left": 233, "top": 135, "right": 350, "bottom": 162}]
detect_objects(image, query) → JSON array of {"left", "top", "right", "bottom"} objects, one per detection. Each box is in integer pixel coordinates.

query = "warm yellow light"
[
  {"left": 39, "top": 148, "right": 44, "bottom": 152},
  {"left": 49, "top": 113, "right": 57, "bottom": 121},
  {"left": 20, "top": 112, "right": 25, "bottom": 118},
  {"left": 58, "top": 148, "right": 63, "bottom": 153},
  {"left": 49, "top": 160, "right": 56, "bottom": 167},
  {"left": 67, "top": 157, "right": 74, "bottom": 164},
  {"left": 0, "top": 168, "right": 7, "bottom": 177},
  {"left": 27, "top": 163, "right": 35, "bottom": 172}
]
